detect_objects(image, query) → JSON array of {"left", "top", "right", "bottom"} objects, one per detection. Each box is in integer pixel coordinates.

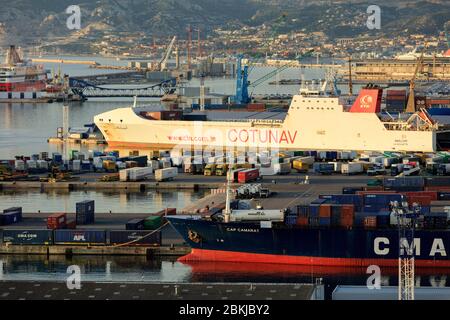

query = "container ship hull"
[
  {"left": 95, "top": 87, "right": 439, "bottom": 153},
  {"left": 168, "top": 217, "right": 450, "bottom": 267}
]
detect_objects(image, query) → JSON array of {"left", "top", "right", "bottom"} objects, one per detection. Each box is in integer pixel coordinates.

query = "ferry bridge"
[{"left": 68, "top": 78, "right": 177, "bottom": 98}]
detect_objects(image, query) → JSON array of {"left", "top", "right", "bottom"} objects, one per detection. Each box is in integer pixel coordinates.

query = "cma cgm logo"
[
  {"left": 360, "top": 95, "right": 373, "bottom": 109},
  {"left": 374, "top": 237, "right": 447, "bottom": 257}
]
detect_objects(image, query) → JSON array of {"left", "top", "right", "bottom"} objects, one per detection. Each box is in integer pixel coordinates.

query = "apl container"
[
  {"left": 54, "top": 230, "right": 106, "bottom": 244},
  {"left": 2, "top": 229, "right": 53, "bottom": 245}
]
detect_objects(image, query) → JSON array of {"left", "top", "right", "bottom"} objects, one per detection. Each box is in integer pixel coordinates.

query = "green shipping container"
[
  {"left": 293, "top": 151, "right": 304, "bottom": 157},
  {"left": 144, "top": 216, "right": 163, "bottom": 230}
]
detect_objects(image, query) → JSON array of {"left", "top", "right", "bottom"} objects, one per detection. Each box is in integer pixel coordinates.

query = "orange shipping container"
[
  {"left": 296, "top": 217, "right": 309, "bottom": 226},
  {"left": 319, "top": 204, "right": 331, "bottom": 218}
]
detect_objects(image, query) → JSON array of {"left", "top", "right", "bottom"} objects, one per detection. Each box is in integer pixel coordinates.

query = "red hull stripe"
[{"left": 179, "top": 249, "right": 450, "bottom": 267}]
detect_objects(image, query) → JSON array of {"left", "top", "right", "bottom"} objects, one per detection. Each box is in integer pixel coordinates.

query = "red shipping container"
[
  {"left": 165, "top": 208, "right": 177, "bottom": 215},
  {"left": 402, "top": 191, "right": 437, "bottom": 201},
  {"left": 247, "top": 103, "right": 266, "bottom": 111},
  {"left": 425, "top": 186, "right": 450, "bottom": 192},
  {"left": 406, "top": 195, "right": 432, "bottom": 206},
  {"left": 341, "top": 205, "right": 355, "bottom": 218},
  {"left": 238, "top": 169, "right": 259, "bottom": 183},
  {"left": 357, "top": 190, "right": 397, "bottom": 195},
  {"left": 296, "top": 217, "right": 309, "bottom": 226},
  {"left": 340, "top": 217, "right": 354, "bottom": 228},
  {"left": 319, "top": 204, "right": 332, "bottom": 218},
  {"left": 47, "top": 213, "right": 67, "bottom": 229}
]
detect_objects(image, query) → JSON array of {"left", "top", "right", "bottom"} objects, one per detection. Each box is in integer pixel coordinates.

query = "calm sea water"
[
  {"left": 0, "top": 256, "right": 448, "bottom": 300},
  {"left": 0, "top": 189, "right": 207, "bottom": 213}
]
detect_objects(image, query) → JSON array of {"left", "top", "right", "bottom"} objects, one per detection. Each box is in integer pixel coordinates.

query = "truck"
[
  {"left": 238, "top": 168, "right": 260, "bottom": 183},
  {"left": 273, "top": 162, "right": 291, "bottom": 175},
  {"left": 155, "top": 167, "right": 178, "bottom": 182},
  {"left": 228, "top": 168, "right": 246, "bottom": 182},
  {"left": 204, "top": 164, "right": 216, "bottom": 176},
  {"left": 215, "top": 164, "right": 228, "bottom": 176},
  {"left": 313, "top": 163, "right": 334, "bottom": 175},
  {"left": 341, "top": 162, "right": 364, "bottom": 175}
]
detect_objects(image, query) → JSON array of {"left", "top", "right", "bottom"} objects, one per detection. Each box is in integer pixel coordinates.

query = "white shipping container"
[
  {"left": 116, "top": 161, "right": 127, "bottom": 170},
  {"left": 26, "top": 160, "right": 37, "bottom": 169},
  {"left": 72, "top": 160, "right": 81, "bottom": 171},
  {"left": 37, "top": 160, "right": 49, "bottom": 169},
  {"left": 119, "top": 168, "right": 130, "bottom": 181},
  {"left": 273, "top": 162, "right": 291, "bottom": 174},
  {"left": 329, "top": 161, "right": 342, "bottom": 172},
  {"left": 171, "top": 156, "right": 183, "bottom": 167},
  {"left": 341, "top": 162, "right": 363, "bottom": 174},
  {"left": 15, "top": 160, "right": 25, "bottom": 171},
  {"left": 155, "top": 167, "right": 178, "bottom": 182},
  {"left": 129, "top": 167, "right": 153, "bottom": 181},
  {"left": 230, "top": 209, "right": 284, "bottom": 222}
]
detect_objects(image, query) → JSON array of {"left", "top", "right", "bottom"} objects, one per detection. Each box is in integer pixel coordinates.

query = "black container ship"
[{"left": 168, "top": 176, "right": 450, "bottom": 267}]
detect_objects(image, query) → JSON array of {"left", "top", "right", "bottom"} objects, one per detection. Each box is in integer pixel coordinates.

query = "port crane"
[
  {"left": 234, "top": 50, "right": 314, "bottom": 104},
  {"left": 154, "top": 36, "right": 177, "bottom": 71},
  {"left": 405, "top": 46, "right": 426, "bottom": 113}
]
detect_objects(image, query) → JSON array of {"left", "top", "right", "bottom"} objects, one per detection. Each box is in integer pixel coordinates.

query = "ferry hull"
[{"left": 168, "top": 217, "right": 450, "bottom": 267}]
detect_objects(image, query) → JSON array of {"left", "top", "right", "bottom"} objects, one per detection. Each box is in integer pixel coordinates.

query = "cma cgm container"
[
  {"left": 2, "top": 229, "right": 53, "bottom": 245},
  {"left": 54, "top": 230, "right": 106, "bottom": 244},
  {"left": 108, "top": 230, "right": 162, "bottom": 246},
  {"left": 238, "top": 169, "right": 260, "bottom": 183}
]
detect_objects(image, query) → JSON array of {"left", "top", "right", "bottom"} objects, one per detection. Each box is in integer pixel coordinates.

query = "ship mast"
[{"left": 223, "top": 166, "right": 232, "bottom": 223}]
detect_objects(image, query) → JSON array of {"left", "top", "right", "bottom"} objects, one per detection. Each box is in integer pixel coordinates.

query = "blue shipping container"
[
  {"left": 54, "top": 230, "right": 106, "bottom": 244},
  {"left": 319, "top": 217, "right": 331, "bottom": 226},
  {"left": 309, "top": 205, "right": 320, "bottom": 218},
  {"left": 285, "top": 215, "right": 297, "bottom": 225},
  {"left": 2, "top": 229, "right": 53, "bottom": 245},
  {"left": 108, "top": 230, "right": 161, "bottom": 246},
  {"left": 363, "top": 194, "right": 403, "bottom": 206},
  {"left": 1, "top": 212, "right": 21, "bottom": 225},
  {"left": 3, "top": 207, "right": 22, "bottom": 220},
  {"left": 76, "top": 200, "right": 95, "bottom": 214}
]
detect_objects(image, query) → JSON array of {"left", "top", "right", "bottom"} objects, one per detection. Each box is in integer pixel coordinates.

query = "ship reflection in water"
[{"left": 1, "top": 255, "right": 448, "bottom": 299}]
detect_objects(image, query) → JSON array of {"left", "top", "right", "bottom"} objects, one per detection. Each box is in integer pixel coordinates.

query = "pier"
[{"left": 0, "top": 281, "right": 322, "bottom": 300}]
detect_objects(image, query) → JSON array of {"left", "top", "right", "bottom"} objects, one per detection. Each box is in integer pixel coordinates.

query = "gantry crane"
[{"left": 234, "top": 50, "right": 314, "bottom": 104}]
